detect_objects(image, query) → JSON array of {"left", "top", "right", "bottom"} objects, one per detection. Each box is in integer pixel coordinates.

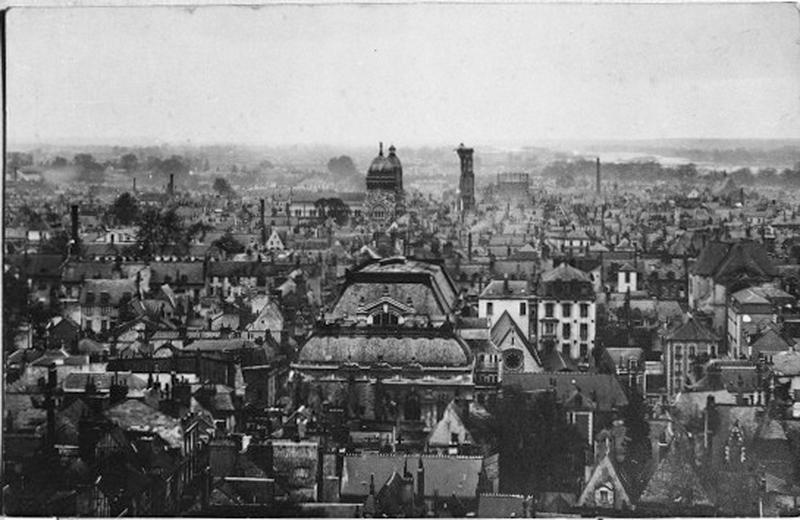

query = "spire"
[{"left": 379, "top": 142, "right": 384, "bottom": 157}]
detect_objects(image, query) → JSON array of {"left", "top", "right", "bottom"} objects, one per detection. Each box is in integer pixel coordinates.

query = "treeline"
[{"left": 542, "top": 158, "right": 800, "bottom": 188}]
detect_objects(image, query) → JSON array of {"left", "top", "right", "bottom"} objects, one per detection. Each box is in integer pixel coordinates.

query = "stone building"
[{"left": 364, "top": 142, "right": 404, "bottom": 226}]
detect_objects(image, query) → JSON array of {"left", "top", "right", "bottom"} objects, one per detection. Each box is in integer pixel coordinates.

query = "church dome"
[
  {"left": 367, "top": 143, "right": 395, "bottom": 175},
  {"left": 366, "top": 142, "right": 402, "bottom": 192}
]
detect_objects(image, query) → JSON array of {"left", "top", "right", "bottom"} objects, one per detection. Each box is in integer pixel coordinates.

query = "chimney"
[
  {"left": 596, "top": 157, "right": 601, "bottom": 194},
  {"left": 169, "top": 174, "right": 175, "bottom": 196},
  {"left": 132, "top": 177, "right": 137, "bottom": 192},
  {"left": 467, "top": 233, "right": 473, "bottom": 261},
  {"left": 417, "top": 458, "right": 425, "bottom": 500},
  {"left": 71, "top": 204, "right": 80, "bottom": 244},
  {"left": 503, "top": 273, "right": 510, "bottom": 294},
  {"left": 260, "top": 198, "right": 267, "bottom": 244}
]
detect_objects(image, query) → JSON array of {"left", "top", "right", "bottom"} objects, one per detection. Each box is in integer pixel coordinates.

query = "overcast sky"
[{"left": 6, "top": 3, "right": 800, "bottom": 147}]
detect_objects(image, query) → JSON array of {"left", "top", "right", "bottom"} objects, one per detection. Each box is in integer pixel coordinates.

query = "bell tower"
[{"left": 456, "top": 143, "right": 475, "bottom": 212}]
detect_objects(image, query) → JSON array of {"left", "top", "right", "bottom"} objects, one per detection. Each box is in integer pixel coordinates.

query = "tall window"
[
  {"left": 562, "top": 303, "right": 572, "bottom": 318},
  {"left": 580, "top": 324, "right": 588, "bottom": 341},
  {"left": 486, "top": 302, "right": 494, "bottom": 316},
  {"left": 580, "top": 304, "right": 589, "bottom": 318},
  {"left": 545, "top": 303, "right": 554, "bottom": 318},
  {"left": 373, "top": 312, "right": 399, "bottom": 326},
  {"left": 519, "top": 302, "right": 527, "bottom": 316},
  {"left": 562, "top": 323, "right": 571, "bottom": 339}
]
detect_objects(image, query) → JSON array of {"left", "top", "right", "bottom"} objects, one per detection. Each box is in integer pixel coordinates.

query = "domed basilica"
[{"left": 364, "top": 142, "right": 404, "bottom": 224}]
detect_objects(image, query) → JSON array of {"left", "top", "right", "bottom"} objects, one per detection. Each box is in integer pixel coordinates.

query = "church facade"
[{"left": 364, "top": 142, "right": 404, "bottom": 225}]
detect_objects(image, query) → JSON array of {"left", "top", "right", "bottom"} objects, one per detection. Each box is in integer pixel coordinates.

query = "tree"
[
  {"left": 620, "top": 386, "right": 652, "bottom": 483},
  {"left": 491, "top": 386, "right": 585, "bottom": 495},
  {"left": 213, "top": 177, "right": 236, "bottom": 197},
  {"left": 327, "top": 155, "right": 358, "bottom": 177},
  {"left": 109, "top": 192, "right": 140, "bottom": 225},
  {"left": 135, "top": 208, "right": 187, "bottom": 258},
  {"left": 51, "top": 156, "right": 68, "bottom": 168},
  {"left": 74, "top": 153, "right": 104, "bottom": 183},
  {"left": 119, "top": 153, "right": 139, "bottom": 172},
  {"left": 212, "top": 232, "right": 245, "bottom": 255}
]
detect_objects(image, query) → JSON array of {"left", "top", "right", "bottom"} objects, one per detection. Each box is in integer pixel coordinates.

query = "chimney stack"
[
  {"left": 260, "top": 198, "right": 267, "bottom": 244},
  {"left": 168, "top": 174, "right": 175, "bottom": 196},
  {"left": 596, "top": 157, "right": 601, "bottom": 194},
  {"left": 71, "top": 204, "right": 80, "bottom": 244},
  {"left": 132, "top": 177, "right": 137, "bottom": 193}
]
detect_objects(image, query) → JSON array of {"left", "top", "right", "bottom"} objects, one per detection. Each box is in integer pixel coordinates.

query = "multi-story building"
[
  {"left": 294, "top": 257, "right": 473, "bottom": 441},
  {"left": 688, "top": 240, "right": 777, "bottom": 339},
  {"left": 727, "top": 284, "right": 794, "bottom": 359},
  {"left": 478, "top": 277, "right": 534, "bottom": 340},
  {"left": 663, "top": 316, "right": 718, "bottom": 397},
  {"left": 80, "top": 278, "right": 137, "bottom": 333},
  {"left": 537, "top": 263, "right": 596, "bottom": 361}
]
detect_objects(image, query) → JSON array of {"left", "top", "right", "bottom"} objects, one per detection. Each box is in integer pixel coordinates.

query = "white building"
[
  {"left": 478, "top": 277, "right": 534, "bottom": 340},
  {"left": 537, "top": 263, "right": 596, "bottom": 361}
]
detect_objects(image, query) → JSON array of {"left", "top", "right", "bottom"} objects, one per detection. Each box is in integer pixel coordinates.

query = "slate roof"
[
  {"left": 690, "top": 241, "right": 777, "bottom": 281},
  {"left": 477, "top": 494, "right": 526, "bottom": 518},
  {"left": 184, "top": 339, "right": 257, "bottom": 353},
  {"left": 664, "top": 316, "right": 717, "bottom": 342},
  {"left": 148, "top": 261, "right": 205, "bottom": 285},
  {"left": 638, "top": 443, "right": 713, "bottom": 508},
  {"left": 105, "top": 398, "right": 183, "bottom": 449},
  {"left": 297, "top": 331, "right": 472, "bottom": 368},
  {"left": 479, "top": 279, "right": 531, "bottom": 299},
  {"left": 5, "top": 254, "right": 64, "bottom": 278},
  {"left": 340, "top": 453, "right": 483, "bottom": 499},
  {"left": 749, "top": 327, "right": 792, "bottom": 354},
  {"left": 63, "top": 371, "right": 148, "bottom": 394},
  {"left": 541, "top": 262, "right": 591, "bottom": 283},
  {"left": 501, "top": 372, "right": 628, "bottom": 412}
]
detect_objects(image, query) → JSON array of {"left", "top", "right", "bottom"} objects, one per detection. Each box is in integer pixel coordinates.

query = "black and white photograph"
[{"left": 2, "top": 2, "right": 800, "bottom": 517}]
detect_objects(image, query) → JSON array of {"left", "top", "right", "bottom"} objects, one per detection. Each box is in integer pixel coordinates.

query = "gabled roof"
[
  {"left": 690, "top": 241, "right": 777, "bottom": 280},
  {"left": 541, "top": 262, "right": 591, "bottom": 283},
  {"left": 577, "top": 453, "right": 637, "bottom": 508},
  {"left": 490, "top": 311, "right": 541, "bottom": 368},
  {"left": 105, "top": 398, "right": 183, "bottom": 449},
  {"left": 665, "top": 316, "right": 717, "bottom": 342},
  {"left": 638, "top": 442, "right": 713, "bottom": 508}
]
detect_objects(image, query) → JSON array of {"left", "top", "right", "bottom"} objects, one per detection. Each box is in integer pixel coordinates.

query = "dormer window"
[{"left": 372, "top": 312, "right": 399, "bottom": 326}]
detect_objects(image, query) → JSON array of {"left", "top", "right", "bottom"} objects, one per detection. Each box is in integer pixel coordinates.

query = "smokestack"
[
  {"left": 168, "top": 174, "right": 175, "bottom": 196},
  {"left": 596, "top": 157, "right": 601, "bottom": 194},
  {"left": 71, "top": 204, "right": 79, "bottom": 244},
  {"left": 740, "top": 187, "right": 745, "bottom": 206},
  {"left": 260, "top": 198, "right": 266, "bottom": 244},
  {"left": 132, "top": 177, "right": 137, "bottom": 192}
]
